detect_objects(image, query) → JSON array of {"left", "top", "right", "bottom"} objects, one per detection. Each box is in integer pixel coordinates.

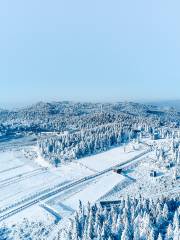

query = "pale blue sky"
[{"left": 0, "top": 0, "right": 180, "bottom": 107}]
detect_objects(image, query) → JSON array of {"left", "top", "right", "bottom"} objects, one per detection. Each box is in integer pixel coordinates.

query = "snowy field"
[
  {"left": 0, "top": 139, "right": 147, "bottom": 227},
  {"left": 1, "top": 136, "right": 180, "bottom": 240},
  {"left": 0, "top": 147, "right": 93, "bottom": 225},
  {"left": 77, "top": 142, "right": 146, "bottom": 171},
  {"left": 47, "top": 172, "right": 125, "bottom": 213},
  {"left": 102, "top": 140, "right": 180, "bottom": 201},
  {"left": 64, "top": 172, "right": 124, "bottom": 209},
  {"left": 49, "top": 137, "right": 180, "bottom": 240},
  {"left": 0, "top": 149, "right": 94, "bottom": 210},
  {"left": 43, "top": 142, "right": 147, "bottom": 215}
]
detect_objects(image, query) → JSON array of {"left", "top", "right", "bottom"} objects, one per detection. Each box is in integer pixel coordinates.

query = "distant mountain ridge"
[
  {"left": 145, "top": 100, "right": 180, "bottom": 111},
  {"left": 0, "top": 100, "right": 178, "bottom": 116},
  {"left": 0, "top": 100, "right": 180, "bottom": 141}
]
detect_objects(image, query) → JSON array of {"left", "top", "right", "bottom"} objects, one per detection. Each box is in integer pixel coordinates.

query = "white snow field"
[
  {"left": 0, "top": 150, "right": 94, "bottom": 209},
  {"left": 102, "top": 139, "right": 180, "bottom": 202},
  {"left": 63, "top": 172, "right": 124, "bottom": 209},
  {"left": 77, "top": 142, "right": 146, "bottom": 171},
  {"left": 0, "top": 140, "right": 148, "bottom": 227},
  {"left": 45, "top": 172, "right": 125, "bottom": 211}
]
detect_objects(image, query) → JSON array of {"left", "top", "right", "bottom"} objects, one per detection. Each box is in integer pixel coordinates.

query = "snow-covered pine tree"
[{"left": 166, "top": 223, "right": 174, "bottom": 240}]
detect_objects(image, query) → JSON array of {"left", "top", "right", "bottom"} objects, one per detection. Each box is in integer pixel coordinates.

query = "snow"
[
  {"left": 64, "top": 172, "right": 124, "bottom": 210},
  {"left": 0, "top": 136, "right": 160, "bottom": 232},
  {"left": 0, "top": 140, "right": 147, "bottom": 226},
  {"left": 2, "top": 205, "right": 54, "bottom": 226},
  {"left": 46, "top": 172, "right": 125, "bottom": 215},
  {"left": 32, "top": 146, "right": 52, "bottom": 168},
  {"left": 0, "top": 148, "right": 94, "bottom": 224},
  {"left": 101, "top": 147, "right": 180, "bottom": 201},
  {"left": 2, "top": 135, "right": 180, "bottom": 240},
  {"left": 0, "top": 151, "right": 32, "bottom": 172},
  {"left": 77, "top": 143, "right": 146, "bottom": 172}
]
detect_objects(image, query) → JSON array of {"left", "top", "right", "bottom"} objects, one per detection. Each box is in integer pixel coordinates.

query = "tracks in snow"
[
  {"left": 0, "top": 148, "right": 151, "bottom": 222},
  {"left": 0, "top": 167, "right": 47, "bottom": 189},
  {"left": 0, "top": 141, "right": 36, "bottom": 152},
  {"left": 0, "top": 164, "right": 26, "bottom": 174}
]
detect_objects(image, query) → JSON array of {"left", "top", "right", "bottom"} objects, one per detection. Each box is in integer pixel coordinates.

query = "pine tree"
[
  {"left": 78, "top": 200, "right": 85, "bottom": 238},
  {"left": 166, "top": 223, "right": 174, "bottom": 240},
  {"left": 157, "top": 233, "right": 163, "bottom": 240},
  {"left": 101, "top": 222, "right": 107, "bottom": 239},
  {"left": 162, "top": 203, "right": 169, "bottom": 221},
  {"left": 133, "top": 225, "right": 140, "bottom": 240},
  {"left": 121, "top": 227, "right": 131, "bottom": 240},
  {"left": 173, "top": 226, "right": 180, "bottom": 240},
  {"left": 121, "top": 217, "right": 132, "bottom": 240},
  {"left": 173, "top": 211, "right": 179, "bottom": 230},
  {"left": 86, "top": 209, "right": 95, "bottom": 240},
  {"left": 147, "top": 229, "right": 156, "bottom": 240},
  {"left": 115, "top": 214, "right": 122, "bottom": 238},
  {"left": 172, "top": 210, "right": 180, "bottom": 240},
  {"left": 141, "top": 213, "right": 152, "bottom": 237}
]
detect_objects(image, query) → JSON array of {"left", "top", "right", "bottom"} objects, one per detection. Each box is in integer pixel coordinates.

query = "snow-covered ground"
[
  {"left": 64, "top": 172, "right": 124, "bottom": 209},
  {"left": 101, "top": 140, "right": 180, "bottom": 201},
  {"left": 47, "top": 172, "right": 125, "bottom": 213},
  {"left": 47, "top": 138, "right": 180, "bottom": 240},
  {"left": 0, "top": 140, "right": 147, "bottom": 227},
  {"left": 0, "top": 148, "right": 93, "bottom": 226},
  {"left": 2, "top": 204, "right": 55, "bottom": 226},
  {"left": 2, "top": 135, "right": 180, "bottom": 240},
  {"left": 0, "top": 149, "right": 94, "bottom": 210},
  {"left": 77, "top": 142, "right": 146, "bottom": 171}
]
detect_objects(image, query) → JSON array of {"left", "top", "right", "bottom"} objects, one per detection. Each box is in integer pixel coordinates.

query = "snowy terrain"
[
  {"left": 0, "top": 101, "right": 180, "bottom": 239},
  {"left": 77, "top": 142, "right": 145, "bottom": 172},
  {"left": 0, "top": 141, "right": 147, "bottom": 226}
]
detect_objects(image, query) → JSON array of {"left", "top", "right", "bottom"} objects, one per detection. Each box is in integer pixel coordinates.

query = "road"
[
  {"left": 0, "top": 167, "right": 47, "bottom": 189},
  {"left": 0, "top": 148, "right": 151, "bottom": 222}
]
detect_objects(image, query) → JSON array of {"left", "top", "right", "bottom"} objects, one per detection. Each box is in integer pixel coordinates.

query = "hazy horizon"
[{"left": 1, "top": 98, "right": 180, "bottom": 110}]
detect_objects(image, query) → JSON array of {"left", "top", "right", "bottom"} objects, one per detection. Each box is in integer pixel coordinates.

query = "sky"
[{"left": 0, "top": 0, "right": 180, "bottom": 108}]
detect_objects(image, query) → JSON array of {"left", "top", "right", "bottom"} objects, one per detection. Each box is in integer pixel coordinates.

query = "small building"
[
  {"left": 150, "top": 170, "right": 157, "bottom": 177},
  {"left": 152, "top": 132, "right": 160, "bottom": 140},
  {"left": 113, "top": 168, "right": 122, "bottom": 174},
  {"left": 100, "top": 200, "right": 121, "bottom": 209},
  {"left": 132, "top": 129, "right": 141, "bottom": 139},
  {"left": 165, "top": 162, "right": 173, "bottom": 170}
]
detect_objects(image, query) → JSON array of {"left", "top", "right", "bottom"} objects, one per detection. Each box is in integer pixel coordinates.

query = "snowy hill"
[{"left": 1, "top": 101, "right": 180, "bottom": 239}]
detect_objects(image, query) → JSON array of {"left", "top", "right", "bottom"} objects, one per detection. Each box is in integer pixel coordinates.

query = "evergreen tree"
[
  {"left": 157, "top": 233, "right": 163, "bottom": 240},
  {"left": 147, "top": 229, "right": 156, "bottom": 240},
  {"left": 162, "top": 203, "right": 169, "bottom": 221},
  {"left": 166, "top": 224, "right": 174, "bottom": 240},
  {"left": 173, "top": 210, "right": 179, "bottom": 230}
]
